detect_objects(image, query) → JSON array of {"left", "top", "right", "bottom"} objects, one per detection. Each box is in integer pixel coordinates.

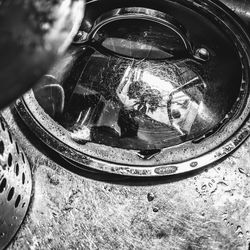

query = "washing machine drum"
[{"left": 16, "top": 0, "right": 250, "bottom": 177}]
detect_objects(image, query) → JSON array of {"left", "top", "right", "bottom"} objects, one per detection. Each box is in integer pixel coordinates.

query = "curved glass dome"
[
  {"left": 33, "top": 8, "right": 242, "bottom": 151},
  {"left": 36, "top": 53, "right": 208, "bottom": 150},
  {"left": 16, "top": 3, "right": 250, "bottom": 176}
]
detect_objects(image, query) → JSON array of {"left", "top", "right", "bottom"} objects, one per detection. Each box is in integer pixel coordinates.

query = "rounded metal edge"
[{"left": 15, "top": 96, "right": 250, "bottom": 177}]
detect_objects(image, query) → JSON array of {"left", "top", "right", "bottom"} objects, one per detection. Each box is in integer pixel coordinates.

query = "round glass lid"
[{"left": 16, "top": 2, "right": 250, "bottom": 177}]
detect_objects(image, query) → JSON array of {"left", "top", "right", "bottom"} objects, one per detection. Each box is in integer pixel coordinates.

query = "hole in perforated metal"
[
  {"left": 7, "top": 187, "right": 14, "bottom": 201},
  {"left": 8, "top": 153, "right": 12, "bottom": 167},
  {"left": 0, "top": 140, "right": 4, "bottom": 155},
  {"left": 1, "top": 121, "right": 5, "bottom": 131},
  {"left": 0, "top": 178, "right": 7, "bottom": 193},
  {"left": 8, "top": 131, "right": 13, "bottom": 144},
  {"left": 21, "top": 153, "right": 25, "bottom": 163},
  {"left": 15, "top": 142, "right": 19, "bottom": 155},
  {"left": 0, "top": 120, "right": 32, "bottom": 250},
  {"left": 22, "top": 173, "right": 25, "bottom": 185},
  {"left": 15, "top": 195, "right": 21, "bottom": 208},
  {"left": 15, "top": 163, "right": 19, "bottom": 176}
]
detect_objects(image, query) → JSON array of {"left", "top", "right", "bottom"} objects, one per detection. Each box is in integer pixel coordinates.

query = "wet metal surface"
[
  {"left": 2, "top": 107, "right": 250, "bottom": 249},
  {"left": 1, "top": 0, "right": 250, "bottom": 249}
]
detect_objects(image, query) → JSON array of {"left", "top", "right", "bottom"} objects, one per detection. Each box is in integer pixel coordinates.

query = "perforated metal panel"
[{"left": 0, "top": 117, "right": 32, "bottom": 250}]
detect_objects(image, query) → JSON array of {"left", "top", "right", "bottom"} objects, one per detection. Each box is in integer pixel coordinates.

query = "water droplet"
[
  {"left": 239, "top": 168, "right": 245, "bottom": 174},
  {"left": 238, "top": 232, "right": 243, "bottom": 238},
  {"left": 238, "top": 168, "right": 250, "bottom": 177},
  {"left": 153, "top": 207, "right": 159, "bottom": 212},
  {"left": 147, "top": 193, "right": 155, "bottom": 202}
]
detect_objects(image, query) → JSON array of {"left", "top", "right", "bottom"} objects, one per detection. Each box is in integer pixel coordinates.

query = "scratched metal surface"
[
  {"left": 1, "top": 107, "right": 250, "bottom": 250},
  {"left": 221, "top": 0, "right": 250, "bottom": 28}
]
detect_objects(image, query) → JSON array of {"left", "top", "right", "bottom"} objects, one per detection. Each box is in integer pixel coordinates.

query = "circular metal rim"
[
  {"left": 15, "top": 0, "right": 250, "bottom": 177},
  {"left": 15, "top": 96, "right": 250, "bottom": 177}
]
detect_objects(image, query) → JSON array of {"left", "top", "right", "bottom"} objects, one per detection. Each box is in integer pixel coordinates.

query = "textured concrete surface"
[{"left": 2, "top": 107, "right": 250, "bottom": 250}]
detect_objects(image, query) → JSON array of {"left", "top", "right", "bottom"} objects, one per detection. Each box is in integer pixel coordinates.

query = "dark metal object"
[
  {"left": 15, "top": 0, "right": 250, "bottom": 177},
  {"left": 0, "top": 117, "right": 32, "bottom": 250},
  {"left": 0, "top": 0, "right": 84, "bottom": 109}
]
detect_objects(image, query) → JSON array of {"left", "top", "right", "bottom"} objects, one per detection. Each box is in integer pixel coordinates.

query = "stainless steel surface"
[
  {"left": 0, "top": 0, "right": 250, "bottom": 249},
  {"left": 0, "top": 0, "right": 84, "bottom": 109},
  {"left": 2, "top": 107, "right": 250, "bottom": 249},
  {"left": 221, "top": 0, "right": 250, "bottom": 28},
  {"left": 0, "top": 117, "right": 32, "bottom": 250},
  {"left": 15, "top": 1, "right": 250, "bottom": 176}
]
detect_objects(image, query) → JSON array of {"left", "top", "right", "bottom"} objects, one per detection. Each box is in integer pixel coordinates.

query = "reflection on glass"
[
  {"left": 34, "top": 48, "right": 209, "bottom": 150},
  {"left": 31, "top": 7, "right": 244, "bottom": 152},
  {"left": 93, "top": 18, "right": 187, "bottom": 59}
]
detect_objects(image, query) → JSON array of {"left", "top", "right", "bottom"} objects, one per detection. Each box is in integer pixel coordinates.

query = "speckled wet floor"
[{"left": 3, "top": 107, "right": 250, "bottom": 250}]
